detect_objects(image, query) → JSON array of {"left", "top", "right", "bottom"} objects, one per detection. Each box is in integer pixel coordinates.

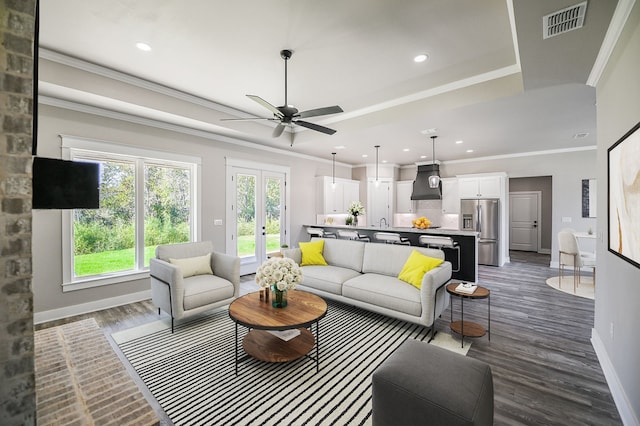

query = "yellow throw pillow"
[
  {"left": 299, "top": 240, "right": 328, "bottom": 266},
  {"left": 398, "top": 250, "right": 444, "bottom": 289},
  {"left": 169, "top": 253, "right": 213, "bottom": 278}
]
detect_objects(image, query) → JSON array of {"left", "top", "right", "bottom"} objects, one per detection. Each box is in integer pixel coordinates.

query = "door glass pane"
[
  {"left": 144, "top": 164, "right": 191, "bottom": 266},
  {"left": 73, "top": 160, "right": 135, "bottom": 277},
  {"left": 237, "top": 173, "right": 256, "bottom": 258},
  {"left": 265, "top": 176, "right": 283, "bottom": 254}
]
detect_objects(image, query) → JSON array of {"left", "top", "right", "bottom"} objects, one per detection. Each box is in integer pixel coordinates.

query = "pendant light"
[
  {"left": 428, "top": 136, "right": 440, "bottom": 188},
  {"left": 374, "top": 145, "right": 380, "bottom": 186},
  {"left": 331, "top": 152, "right": 337, "bottom": 189}
]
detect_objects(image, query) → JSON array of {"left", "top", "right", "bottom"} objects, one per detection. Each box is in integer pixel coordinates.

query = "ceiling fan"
[{"left": 224, "top": 49, "right": 343, "bottom": 138}]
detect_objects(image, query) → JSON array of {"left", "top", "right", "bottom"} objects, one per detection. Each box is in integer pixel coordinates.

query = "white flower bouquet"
[
  {"left": 347, "top": 200, "right": 365, "bottom": 216},
  {"left": 256, "top": 257, "right": 303, "bottom": 291}
]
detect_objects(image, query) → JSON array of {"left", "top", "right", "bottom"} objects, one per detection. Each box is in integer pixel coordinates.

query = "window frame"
[{"left": 61, "top": 135, "right": 201, "bottom": 292}]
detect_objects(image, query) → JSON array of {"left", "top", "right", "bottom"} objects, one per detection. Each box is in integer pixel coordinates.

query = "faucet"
[{"left": 379, "top": 218, "right": 388, "bottom": 229}]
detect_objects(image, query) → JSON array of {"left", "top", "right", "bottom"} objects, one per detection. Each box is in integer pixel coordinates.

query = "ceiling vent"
[{"left": 543, "top": 1, "right": 587, "bottom": 39}]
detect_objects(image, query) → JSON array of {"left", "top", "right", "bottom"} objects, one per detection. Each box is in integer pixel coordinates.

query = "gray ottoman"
[{"left": 372, "top": 339, "right": 494, "bottom": 426}]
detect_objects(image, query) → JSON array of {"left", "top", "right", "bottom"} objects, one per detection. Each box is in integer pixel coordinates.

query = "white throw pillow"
[{"left": 169, "top": 253, "right": 213, "bottom": 278}]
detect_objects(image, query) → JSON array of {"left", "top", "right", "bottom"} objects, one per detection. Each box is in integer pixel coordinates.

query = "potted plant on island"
[{"left": 347, "top": 201, "right": 365, "bottom": 226}]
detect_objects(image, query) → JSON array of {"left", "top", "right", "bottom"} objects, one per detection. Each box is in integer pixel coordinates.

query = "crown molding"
[{"left": 587, "top": 0, "right": 637, "bottom": 87}]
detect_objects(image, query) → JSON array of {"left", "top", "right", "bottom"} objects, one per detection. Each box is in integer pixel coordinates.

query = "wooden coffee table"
[{"left": 228, "top": 289, "right": 327, "bottom": 375}]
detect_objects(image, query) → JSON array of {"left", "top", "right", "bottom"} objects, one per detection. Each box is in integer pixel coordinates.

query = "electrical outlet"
[
  {"left": 214, "top": 219, "right": 223, "bottom": 226},
  {"left": 562, "top": 217, "right": 572, "bottom": 223},
  {"left": 610, "top": 322, "right": 614, "bottom": 340}
]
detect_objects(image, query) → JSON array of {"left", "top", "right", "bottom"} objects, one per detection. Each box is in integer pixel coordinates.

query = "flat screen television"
[{"left": 32, "top": 157, "right": 100, "bottom": 209}]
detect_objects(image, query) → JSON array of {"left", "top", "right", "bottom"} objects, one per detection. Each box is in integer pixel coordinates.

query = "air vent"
[{"left": 543, "top": 1, "right": 587, "bottom": 39}]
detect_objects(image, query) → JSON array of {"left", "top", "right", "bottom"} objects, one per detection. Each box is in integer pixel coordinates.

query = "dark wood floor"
[{"left": 37, "top": 251, "right": 621, "bottom": 425}]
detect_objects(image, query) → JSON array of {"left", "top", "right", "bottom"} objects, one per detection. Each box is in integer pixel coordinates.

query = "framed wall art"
[{"left": 608, "top": 120, "right": 640, "bottom": 269}]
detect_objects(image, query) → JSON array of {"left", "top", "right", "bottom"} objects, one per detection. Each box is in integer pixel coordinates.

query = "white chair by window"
[
  {"left": 558, "top": 231, "right": 596, "bottom": 293},
  {"left": 150, "top": 241, "right": 240, "bottom": 333}
]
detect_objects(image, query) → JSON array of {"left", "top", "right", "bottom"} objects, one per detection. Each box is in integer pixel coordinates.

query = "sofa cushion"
[
  {"left": 343, "top": 274, "right": 422, "bottom": 317},
  {"left": 320, "top": 238, "right": 366, "bottom": 272},
  {"left": 169, "top": 253, "right": 213, "bottom": 278},
  {"left": 300, "top": 240, "right": 328, "bottom": 266},
  {"left": 397, "top": 250, "right": 444, "bottom": 289},
  {"left": 182, "top": 274, "right": 234, "bottom": 311},
  {"left": 301, "top": 265, "right": 362, "bottom": 295},
  {"left": 362, "top": 243, "right": 444, "bottom": 277}
]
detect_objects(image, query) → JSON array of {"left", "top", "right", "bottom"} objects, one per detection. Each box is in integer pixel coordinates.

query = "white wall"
[
  {"left": 594, "top": 2, "right": 640, "bottom": 423},
  {"left": 33, "top": 104, "right": 351, "bottom": 316}
]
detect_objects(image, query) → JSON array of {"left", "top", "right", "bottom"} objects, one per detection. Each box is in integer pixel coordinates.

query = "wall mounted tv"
[{"left": 32, "top": 157, "right": 100, "bottom": 209}]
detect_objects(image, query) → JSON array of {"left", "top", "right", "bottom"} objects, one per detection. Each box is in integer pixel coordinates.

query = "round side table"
[{"left": 446, "top": 283, "right": 490, "bottom": 348}]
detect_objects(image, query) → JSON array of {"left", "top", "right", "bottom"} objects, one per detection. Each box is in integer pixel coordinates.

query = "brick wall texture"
[{"left": 0, "top": 0, "right": 36, "bottom": 425}]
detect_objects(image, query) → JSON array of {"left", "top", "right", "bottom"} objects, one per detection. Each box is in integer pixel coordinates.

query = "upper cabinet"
[
  {"left": 395, "top": 180, "right": 415, "bottom": 213},
  {"left": 316, "top": 176, "right": 360, "bottom": 214},
  {"left": 458, "top": 175, "right": 504, "bottom": 199},
  {"left": 441, "top": 178, "right": 459, "bottom": 214}
]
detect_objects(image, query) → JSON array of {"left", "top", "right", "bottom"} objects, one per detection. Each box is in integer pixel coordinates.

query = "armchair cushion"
[{"left": 169, "top": 253, "right": 213, "bottom": 278}]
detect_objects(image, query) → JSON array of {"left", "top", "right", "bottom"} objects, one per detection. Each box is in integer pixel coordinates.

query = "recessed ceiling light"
[
  {"left": 136, "top": 42, "right": 152, "bottom": 52},
  {"left": 456, "top": 140, "right": 464, "bottom": 144},
  {"left": 420, "top": 155, "right": 427, "bottom": 159},
  {"left": 420, "top": 128, "right": 438, "bottom": 135},
  {"left": 362, "top": 154, "right": 368, "bottom": 158},
  {"left": 466, "top": 149, "right": 474, "bottom": 153},
  {"left": 414, "top": 53, "right": 429, "bottom": 63},
  {"left": 334, "top": 145, "right": 346, "bottom": 150},
  {"left": 403, "top": 148, "right": 410, "bottom": 152},
  {"left": 382, "top": 160, "right": 388, "bottom": 163}
]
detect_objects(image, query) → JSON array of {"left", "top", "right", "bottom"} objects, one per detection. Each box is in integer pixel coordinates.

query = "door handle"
[{"left": 533, "top": 220, "right": 537, "bottom": 228}]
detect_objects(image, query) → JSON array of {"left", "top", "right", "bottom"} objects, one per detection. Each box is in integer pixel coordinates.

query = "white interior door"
[
  {"left": 226, "top": 160, "right": 288, "bottom": 275},
  {"left": 509, "top": 191, "right": 540, "bottom": 252}
]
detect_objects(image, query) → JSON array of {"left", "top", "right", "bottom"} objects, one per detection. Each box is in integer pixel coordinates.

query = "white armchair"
[{"left": 150, "top": 241, "right": 240, "bottom": 332}]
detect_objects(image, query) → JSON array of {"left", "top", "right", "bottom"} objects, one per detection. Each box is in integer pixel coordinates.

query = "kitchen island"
[{"left": 305, "top": 225, "right": 478, "bottom": 282}]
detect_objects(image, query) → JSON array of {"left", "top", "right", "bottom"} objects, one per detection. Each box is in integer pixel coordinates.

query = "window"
[{"left": 61, "top": 137, "right": 200, "bottom": 291}]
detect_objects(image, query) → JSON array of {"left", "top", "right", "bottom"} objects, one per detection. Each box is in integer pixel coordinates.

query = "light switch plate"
[
  {"left": 214, "top": 219, "right": 223, "bottom": 226},
  {"left": 562, "top": 217, "right": 572, "bottom": 223}
]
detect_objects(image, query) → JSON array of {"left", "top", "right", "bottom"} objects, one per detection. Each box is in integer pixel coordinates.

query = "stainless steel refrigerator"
[{"left": 460, "top": 198, "right": 500, "bottom": 266}]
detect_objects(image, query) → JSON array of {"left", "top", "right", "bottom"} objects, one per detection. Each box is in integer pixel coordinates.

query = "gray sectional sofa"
[{"left": 283, "top": 238, "right": 452, "bottom": 329}]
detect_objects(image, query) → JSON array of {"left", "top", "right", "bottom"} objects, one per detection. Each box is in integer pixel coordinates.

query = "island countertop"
[{"left": 306, "top": 224, "right": 478, "bottom": 238}]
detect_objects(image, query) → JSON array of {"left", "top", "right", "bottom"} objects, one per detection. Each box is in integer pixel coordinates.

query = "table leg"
[
  {"left": 316, "top": 320, "right": 320, "bottom": 373},
  {"left": 461, "top": 295, "right": 465, "bottom": 348},
  {"left": 234, "top": 322, "right": 239, "bottom": 376},
  {"left": 488, "top": 293, "right": 491, "bottom": 341}
]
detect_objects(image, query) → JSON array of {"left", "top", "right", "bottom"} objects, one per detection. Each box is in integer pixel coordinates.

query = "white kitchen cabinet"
[
  {"left": 441, "top": 178, "right": 459, "bottom": 214},
  {"left": 395, "top": 180, "right": 415, "bottom": 213},
  {"left": 458, "top": 175, "right": 503, "bottom": 199},
  {"left": 316, "top": 176, "right": 360, "bottom": 213}
]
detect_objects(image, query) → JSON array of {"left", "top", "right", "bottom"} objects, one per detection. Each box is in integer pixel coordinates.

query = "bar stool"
[
  {"left": 306, "top": 227, "right": 336, "bottom": 239},
  {"left": 418, "top": 235, "right": 460, "bottom": 272},
  {"left": 373, "top": 232, "right": 410, "bottom": 245},
  {"left": 337, "top": 229, "right": 370, "bottom": 242}
]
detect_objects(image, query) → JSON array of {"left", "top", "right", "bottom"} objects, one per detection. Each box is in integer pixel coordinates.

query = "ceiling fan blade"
[
  {"left": 272, "top": 123, "right": 286, "bottom": 138},
  {"left": 247, "top": 95, "right": 284, "bottom": 118},
  {"left": 295, "top": 120, "right": 337, "bottom": 135},
  {"left": 297, "top": 105, "right": 343, "bottom": 119}
]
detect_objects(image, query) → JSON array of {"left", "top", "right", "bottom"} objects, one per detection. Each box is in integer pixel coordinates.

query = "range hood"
[{"left": 411, "top": 164, "right": 441, "bottom": 200}]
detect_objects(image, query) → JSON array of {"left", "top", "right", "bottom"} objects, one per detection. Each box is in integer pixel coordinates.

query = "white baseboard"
[
  {"left": 591, "top": 328, "right": 639, "bottom": 426},
  {"left": 34, "top": 290, "right": 152, "bottom": 324}
]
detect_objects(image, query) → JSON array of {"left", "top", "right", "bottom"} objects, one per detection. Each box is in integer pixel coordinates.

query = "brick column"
[{"left": 0, "top": 0, "right": 36, "bottom": 425}]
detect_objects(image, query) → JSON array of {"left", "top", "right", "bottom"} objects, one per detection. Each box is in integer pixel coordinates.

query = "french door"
[{"left": 226, "top": 160, "right": 289, "bottom": 275}]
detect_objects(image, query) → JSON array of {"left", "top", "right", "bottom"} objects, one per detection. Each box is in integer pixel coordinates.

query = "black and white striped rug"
[{"left": 113, "top": 300, "right": 465, "bottom": 425}]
